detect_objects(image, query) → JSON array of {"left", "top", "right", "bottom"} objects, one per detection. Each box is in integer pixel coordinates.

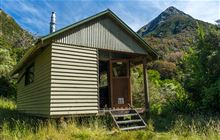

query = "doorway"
[
  {"left": 110, "top": 59, "right": 131, "bottom": 108},
  {"left": 99, "top": 58, "right": 131, "bottom": 109},
  {"left": 99, "top": 60, "right": 110, "bottom": 108}
]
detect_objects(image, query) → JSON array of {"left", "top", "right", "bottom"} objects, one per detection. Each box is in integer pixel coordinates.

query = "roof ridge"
[{"left": 38, "top": 9, "right": 111, "bottom": 42}]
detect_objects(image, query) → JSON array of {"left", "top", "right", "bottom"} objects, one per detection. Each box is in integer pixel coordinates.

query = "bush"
[
  {"left": 160, "top": 79, "right": 191, "bottom": 113},
  {"left": 147, "top": 70, "right": 189, "bottom": 114},
  {"left": 131, "top": 65, "right": 144, "bottom": 108},
  {"left": 0, "top": 48, "right": 17, "bottom": 100},
  {"left": 131, "top": 67, "right": 189, "bottom": 114},
  {"left": 182, "top": 25, "right": 220, "bottom": 113},
  {"left": 147, "top": 60, "right": 177, "bottom": 79},
  {"left": 202, "top": 78, "right": 220, "bottom": 112},
  {"left": 0, "top": 77, "right": 17, "bottom": 100}
]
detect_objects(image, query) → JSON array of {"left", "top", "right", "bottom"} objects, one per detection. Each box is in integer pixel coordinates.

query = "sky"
[{"left": 1, "top": 0, "right": 220, "bottom": 36}]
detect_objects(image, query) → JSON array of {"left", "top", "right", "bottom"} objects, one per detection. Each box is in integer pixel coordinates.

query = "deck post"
[{"left": 143, "top": 57, "right": 150, "bottom": 114}]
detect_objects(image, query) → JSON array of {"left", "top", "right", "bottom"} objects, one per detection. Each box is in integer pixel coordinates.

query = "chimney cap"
[{"left": 50, "top": 11, "right": 56, "bottom": 33}]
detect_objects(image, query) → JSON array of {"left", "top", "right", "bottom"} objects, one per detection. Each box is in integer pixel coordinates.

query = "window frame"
[
  {"left": 25, "top": 63, "right": 35, "bottom": 86},
  {"left": 112, "top": 61, "right": 129, "bottom": 78}
]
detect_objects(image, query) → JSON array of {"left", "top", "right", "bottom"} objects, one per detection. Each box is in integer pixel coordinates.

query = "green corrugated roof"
[{"left": 11, "top": 9, "right": 158, "bottom": 75}]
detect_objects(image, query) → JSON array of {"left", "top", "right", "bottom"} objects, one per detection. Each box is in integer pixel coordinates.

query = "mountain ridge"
[
  {"left": 137, "top": 6, "right": 215, "bottom": 60},
  {"left": 137, "top": 6, "right": 211, "bottom": 38}
]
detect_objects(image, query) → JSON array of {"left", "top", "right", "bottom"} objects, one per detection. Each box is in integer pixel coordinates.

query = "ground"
[{"left": 0, "top": 98, "right": 219, "bottom": 140}]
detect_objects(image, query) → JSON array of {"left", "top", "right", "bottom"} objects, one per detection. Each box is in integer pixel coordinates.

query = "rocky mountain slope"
[
  {"left": 137, "top": 6, "right": 194, "bottom": 37},
  {"left": 137, "top": 6, "right": 213, "bottom": 61},
  {"left": 0, "top": 9, "right": 33, "bottom": 49}
]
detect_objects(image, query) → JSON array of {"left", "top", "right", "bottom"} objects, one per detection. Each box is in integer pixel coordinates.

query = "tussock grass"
[{"left": 0, "top": 97, "right": 219, "bottom": 140}]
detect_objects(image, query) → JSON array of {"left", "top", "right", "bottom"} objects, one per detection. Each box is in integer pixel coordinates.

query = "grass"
[{"left": 0, "top": 97, "right": 219, "bottom": 140}]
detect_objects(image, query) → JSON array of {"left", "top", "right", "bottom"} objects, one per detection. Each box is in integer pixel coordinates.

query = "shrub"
[
  {"left": 182, "top": 24, "right": 220, "bottom": 112},
  {"left": 147, "top": 60, "right": 177, "bottom": 79},
  {"left": 147, "top": 70, "right": 189, "bottom": 114},
  {"left": 131, "top": 65, "right": 144, "bottom": 108},
  {"left": 131, "top": 68, "right": 189, "bottom": 114},
  {"left": 202, "top": 78, "right": 220, "bottom": 112}
]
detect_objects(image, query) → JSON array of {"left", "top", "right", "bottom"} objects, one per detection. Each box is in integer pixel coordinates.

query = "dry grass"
[{"left": 0, "top": 98, "right": 219, "bottom": 140}]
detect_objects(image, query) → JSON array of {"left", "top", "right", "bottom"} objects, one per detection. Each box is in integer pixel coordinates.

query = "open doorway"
[{"left": 99, "top": 60, "right": 110, "bottom": 108}]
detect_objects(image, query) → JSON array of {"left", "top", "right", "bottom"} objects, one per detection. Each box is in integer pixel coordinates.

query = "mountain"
[
  {"left": 138, "top": 6, "right": 214, "bottom": 61},
  {"left": 137, "top": 6, "right": 194, "bottom": 37},
  {"left": 0, "top": 9, "right": 33, "bottom": 49},
  {"left": 137, "top": 6, "right": 217, "bottom": 79},
  {"left": 0, "top": 9, "right": 34, "bottom": 63}
]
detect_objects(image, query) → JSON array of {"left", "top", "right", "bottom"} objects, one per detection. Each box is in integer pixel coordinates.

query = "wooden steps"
[
  {"left": 109, "top": 109, "right": 146, "bottom": 131},
  {"left": 117, "top": 119, "right": 142, "bottom": 124},
  {"left": 120, "top": 126, "right": 146, "bottom": 131},
  {"left": 113, "top": 113, "right": 138, "bottom": 117}
]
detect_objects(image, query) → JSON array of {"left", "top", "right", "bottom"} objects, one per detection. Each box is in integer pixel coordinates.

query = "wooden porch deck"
[{"left": 97, "top": 108, "right": 146, "bottom": 116}]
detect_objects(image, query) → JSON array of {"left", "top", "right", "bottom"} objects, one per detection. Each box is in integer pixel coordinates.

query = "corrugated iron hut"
[{"left": 11, "top": 10, "right": 158, "bottom": 129}]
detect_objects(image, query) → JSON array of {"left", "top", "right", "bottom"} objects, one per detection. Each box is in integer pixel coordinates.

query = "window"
[
  {"left": 25, "top": 63, "right": 34, "bottom": 85},
  {"left": 112, "top": 61, "right": 128, "bottom": 77}
]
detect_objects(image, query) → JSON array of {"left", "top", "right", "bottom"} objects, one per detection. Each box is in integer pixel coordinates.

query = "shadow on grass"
[
  {"left": 147, "top": 111, "right": 220, "bottom": 132},
  {"left": 0, "top": 107, "right": 48, "bottom": 132},
  {"left": 0, "top": 106, "right": 114, "bottom": 132}
]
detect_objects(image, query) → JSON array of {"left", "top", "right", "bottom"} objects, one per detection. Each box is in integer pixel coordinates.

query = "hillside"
[
  {"left": 137, "top": 6, "right": 213, "bottom": 62},
  {"left": 0, "top": 9, "right": 34, "bottom": 99},
  {"left": 0, "top": 9, "right": 33, "bottom": 49}
]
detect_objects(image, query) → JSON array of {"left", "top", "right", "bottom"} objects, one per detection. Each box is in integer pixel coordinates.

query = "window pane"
[
  {"left": 112, "top": 62, "right": 127, "bottom": 77},
  {"left": 25, "top": 64, "right": 34, "bottom": 85}
]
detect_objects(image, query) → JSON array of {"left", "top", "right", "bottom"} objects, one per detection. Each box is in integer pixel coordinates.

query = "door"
[{"left": 110, "top": 59, "right": 131, "bottom": 108}]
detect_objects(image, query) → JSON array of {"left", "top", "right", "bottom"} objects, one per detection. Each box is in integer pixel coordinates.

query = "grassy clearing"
[{"left": 0, "top": 98, "right": 219, "bottom": 140}]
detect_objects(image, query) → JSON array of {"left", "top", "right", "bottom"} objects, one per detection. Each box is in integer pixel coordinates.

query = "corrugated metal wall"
[
  {"left": 54, "top": 16, "right": 147, "bottom": 54},
  {"left": 17, "top": 46, "right": 51, "bottom": 116},
  {"left": 50, "top": 43, "right": 98, "bottom": 116}
]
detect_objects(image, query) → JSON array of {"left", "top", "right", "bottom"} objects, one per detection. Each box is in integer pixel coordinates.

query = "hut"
[{"left": 11, "top": 9, "right": 158, "bottom": 130}]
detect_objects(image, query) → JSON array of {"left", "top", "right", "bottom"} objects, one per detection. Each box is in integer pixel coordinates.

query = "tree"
[
  {"left": 0, "top": 48, "right": 17, "bottom": 99},
  {"left": 183, "top": 24, "right": 220, "bottom": 112},
  {"left": 0, "top": 48, "right": 16, "bottom": 76},
  {"left": 147, "top": 60, "right": 177, "bottom": 79}
]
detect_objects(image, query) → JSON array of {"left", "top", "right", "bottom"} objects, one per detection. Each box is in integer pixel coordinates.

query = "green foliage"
[
  {"left": 148, "top": 70, "right": 161, "bottom": 86},
  {"left": 0, "top": 97, "right": 16, "bottom": 109},
  {"left": 145, "top": 23, "right": 220, "bottom": 114},
  {"left": 183, "top": 24, "right": 220, "bottom": 112},
  {"left": 0, "top": 10, "right": 33, "bottom": 49},
  {"left": 131, "top": 67, "right": 189, "bottom": 114},
  {"left": 131, "top": 65, "right": 144, "bottom": 108},
  {"left": 0, "top": 48, "right": 16, "bottom": 76},
  {"left": 202, "top": 79, "right": 220, "bottom": 111},
  {"left": 147, "top": 60, "right": 177, "bottom": 79},
  {"left": 0, "top": 48, "right": 17, "bottom": 99},
  {"left": 0, "top": 10, "right": 34, "bottom": 100},
  {"left": 147, "top": 70, "right": 189, "bottom": 114},
  {"left": 0, "top": 77, "right": 17, "bottom": 100}
]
